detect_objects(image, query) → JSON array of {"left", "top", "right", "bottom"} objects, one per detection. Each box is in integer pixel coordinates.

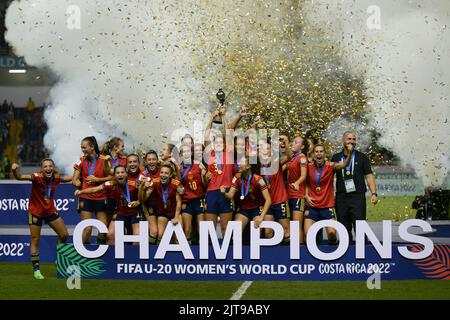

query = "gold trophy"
[{"left": 213, "top": 89, "right": 226, "bottom": 124}]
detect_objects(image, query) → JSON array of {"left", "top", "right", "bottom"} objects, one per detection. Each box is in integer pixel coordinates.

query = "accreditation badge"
[{"left": 344, "top": 178, "right": 356, "bottom": 193}]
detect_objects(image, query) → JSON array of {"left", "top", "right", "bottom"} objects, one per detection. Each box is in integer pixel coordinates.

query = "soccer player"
[
  {"left": 138, "top": 150, "right": 160, "bottom": 244},
  {"left": 72, "top": 136, "right": 112, "bottom": 244},
  {"left": 284, "top": 136, "right": 308, "bottom": 243},
  {"left": 259, "top": 139, "right": 290, "bottom": 243},
  {"left": 179, "top": 143, "right": 207, "bottom": 243},
  {"left": 75, "top": 165, "right": 140, "bottom": 244},
  {"left": 220, "top": 156, "right": 271, "bottom": 231},
  {"left": 11, "top": 160, "right": 72, "bottom": 280},
  {"left": 139, "top": 163, "right": 183, "bottom": 242},
  {"left": 204, "top": 107, "right": 234, "bottom": 237},
  {"left": 304, "top": 143, "right": 353, "bottom": 244}
]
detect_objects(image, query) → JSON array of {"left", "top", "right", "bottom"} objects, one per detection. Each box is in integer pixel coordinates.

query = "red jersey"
[
  {"left": 103, "top": 179, "right": 139, "bottom": 217},
  {"left": 151, "top": 178, "right": 183, "bottom": 217},
  {"left": 306, "top": 161, "right": 336, "bottom": 208},
  {"left": 110, "top": 155, "right": 127, "bottom": 169},
  {"left": 207, "top": 151, "right": 234, "bottom": 191},
  {"left": 261, "top": 166, "right": 288, "bottom": 205},
  {"left": 138, "top": 167, "right": 160, "bottom": 206},
  {"left": 127, "top": 170, "right": 141, "bottom": 183},
  {"left": 231, "top": 173, "right": 268, "bottom": 210},
  {"left": 286, "top": 152, "right": 307, "bottom": 199},
  {"left": 74, "top": 154, "right": 109, "bottom": 200},
  {"left": 180, "top": 163, "right": 206, "bottom": 200},
  {"left": 28, "top": 172, "right": 61, "bottom": 217}
]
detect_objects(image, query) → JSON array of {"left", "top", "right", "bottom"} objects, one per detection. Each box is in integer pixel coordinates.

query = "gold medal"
[
  {"left": 346, "top": 171, "right": 351, "bottom": 176},
  {"left": 44, "top": 196, "right": 50, "bottom": 203},
  {"left": 240, "top": 196, "right": 244, "bottom": 200},
  {"left": 316, "top": 186, "right": 321, "bottom": 192},
  {"left": 217, "top": 170, "right": 222, "bottom": 175}
]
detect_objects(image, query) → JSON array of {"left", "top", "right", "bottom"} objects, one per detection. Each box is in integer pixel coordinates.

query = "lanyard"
[
  {"left": 111, "top": 154, "right": 119, "bottom": 168},
  {"left": 341, "top": 151, "right": 355, "bottom": 177},
  {"left": 315, "top": 162, "right": 325, "bottom": 189},
  {"left": 122, "top": 181, "right": 131, "bottom": 203},
  {"left": 87, "top": 154, "right": 98, "bottom": 176},
  {"left": 235, "top": 160, "right": 239, "bottom": 173},
  {"left": 180, "top": 162, "right": 192, "bottom": 180},
  {"left": 45, "top": 177, "right": 53, "bottom": 199},
  {"left": 162, "top": 184, "right": 169, "bottom": 206},
  {"left": 241, "top": 172, "right": 253, "bottom": 200}
]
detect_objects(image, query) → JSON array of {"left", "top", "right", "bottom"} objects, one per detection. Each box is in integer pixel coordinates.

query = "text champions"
[{"left": 72, "top": 219, "right": 434, "bottom": 261}]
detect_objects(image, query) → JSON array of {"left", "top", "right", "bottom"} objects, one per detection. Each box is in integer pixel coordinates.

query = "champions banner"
[
  {"left": 0, "top": 182, "right": 79, "bottom": 225},
  {"left": 56, "top": 243, "right": 450, "bottom": 281}
]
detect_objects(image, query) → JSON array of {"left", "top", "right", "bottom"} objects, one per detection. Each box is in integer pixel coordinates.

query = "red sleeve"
[
  {"left": 74, "top": 157, "right": 83, "bottom": 171},
  {"left": 31, "top": 172, "right": 39, "bottom": 182}
]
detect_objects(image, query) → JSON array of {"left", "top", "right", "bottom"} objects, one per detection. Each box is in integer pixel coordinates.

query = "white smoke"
[{"left": 303, "top": 0, "right": 450, "bottom": 187}]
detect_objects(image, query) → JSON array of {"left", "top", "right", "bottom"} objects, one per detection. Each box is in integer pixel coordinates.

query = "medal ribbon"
[
  {"left": 241, "top": 172, "right": 253, "bottom": 199},
  {"left": 87, "top": 154, "right": 98, "bottom": 176},
  {"left": 180, "top": 162, "right": 192, "bottom": 180},
  {"left": 341, "top": 151, "right": 355, "bottom": 177},
  {"left": 315, "top": 163, "right": 325, "bottom": 191}
]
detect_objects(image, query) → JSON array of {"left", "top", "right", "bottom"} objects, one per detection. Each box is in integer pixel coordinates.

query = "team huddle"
[{"left": 11, "top": 107, "right": 377, "bottom": 280}]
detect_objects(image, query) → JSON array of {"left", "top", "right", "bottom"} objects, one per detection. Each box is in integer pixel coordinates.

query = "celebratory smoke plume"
[
  {"left": 303, "top": 0, "right": 450, "bottom": 187},
  {"left": 6, "top": 0, "right": 449, "bottom": 186}
]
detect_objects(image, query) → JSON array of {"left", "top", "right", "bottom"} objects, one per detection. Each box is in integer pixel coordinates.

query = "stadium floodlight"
[{"left": 8, "top": 69, "right": 27, "bottom": 73}]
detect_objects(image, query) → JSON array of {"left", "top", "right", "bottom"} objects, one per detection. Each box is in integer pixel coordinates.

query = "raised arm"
[
  {"left": 11, "top": 163, "right": 32, "bottom": 181},
  {"left": 138, "top": 179, "right": 154, "bottom": 203},
  {"left": 333, "top": 144, "right": 354, "bottom": 170}
]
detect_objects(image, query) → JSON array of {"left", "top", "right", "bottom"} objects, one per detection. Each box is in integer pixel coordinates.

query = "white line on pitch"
[{"left": 230, "top": 281, "right": 253, "bottom": 300}]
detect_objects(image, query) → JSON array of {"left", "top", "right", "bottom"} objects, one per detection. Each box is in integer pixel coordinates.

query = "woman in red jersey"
[
  {"left": 304, "top": 144, "right": 353, "bottom": 244},
  {"left": 139, "top": 163, "right": 183, "bottom": 242},
  {"left": 221, "top": 156, "right": 271, "bottom": 231},
  {"left": 179, "top": 143, "right": 207, "bottom": 243},
  {"left": 11, "top": 160, "right": 72, "bottom": 280},
  {"left": 160, "top": 143, "right": 180, "bottom": 179},
  {"left": 72, "top": 136, "right": 112, "bottom": 244},
  {"left": 204, "top": 107, "right": 235, "bottom": 237},
  {"left": 138, "top": 150, "right": 160, "bottom": 244},
  {"left": 75, "top": 165, "right": 140, "bottom": 244}
]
